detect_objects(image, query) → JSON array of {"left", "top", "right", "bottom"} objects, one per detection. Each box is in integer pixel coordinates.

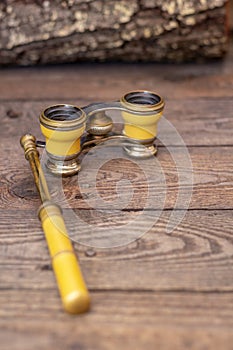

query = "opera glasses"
[
  {"left": 21, "top": 89, "right": 164, "bottom": 314},
  {"left": 38, "top": 90, "right": 165, "bottom": 176}
]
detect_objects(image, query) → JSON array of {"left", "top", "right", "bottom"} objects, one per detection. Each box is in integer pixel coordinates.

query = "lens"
[
  {"left": 43, "top": 105, "right": 83, "bottom": 122},
  {"left": 123, "top": 91, "right": 161, "bottom": 106}
]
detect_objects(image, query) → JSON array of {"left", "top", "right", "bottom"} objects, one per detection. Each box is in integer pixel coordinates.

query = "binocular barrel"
[{"left": 39, "top": 90, "right": 165, "bottom": 176}]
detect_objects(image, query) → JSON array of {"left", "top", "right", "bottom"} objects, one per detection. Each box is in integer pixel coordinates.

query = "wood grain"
[
  {"left": 0, "top": 54, "right": 233, "bottom": 100},
  {"left": 2, "top": 142, "right": 232, "bottom": 210},
  {"left": 0, "top": 210, "right": 233, "bottom": 291},
  {"left": 0, "top": 290, "right": 233, "bottom": 350},
  {"left": 0, "top": 98, "right": 233, "bottom": 145}
]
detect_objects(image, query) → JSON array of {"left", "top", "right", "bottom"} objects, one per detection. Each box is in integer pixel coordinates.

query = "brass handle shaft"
[{"left": 20, "top": 134, "right": 90, "bottom": 314}]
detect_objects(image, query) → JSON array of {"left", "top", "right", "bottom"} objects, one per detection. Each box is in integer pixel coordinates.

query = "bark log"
[{"left": 0, "top": 0, "right": 229, "bottom": 66}]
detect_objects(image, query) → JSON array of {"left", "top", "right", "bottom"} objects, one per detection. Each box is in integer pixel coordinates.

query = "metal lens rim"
[
  {"left": 40, "top": 104, "right": 86, "bottom": 130},
  {"left": 121, "top": 90, "right": 164, "bottom": 113}
]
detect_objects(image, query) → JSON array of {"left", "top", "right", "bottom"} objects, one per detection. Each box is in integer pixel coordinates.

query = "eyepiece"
[
  {"left": 40, "top": 104, "right": 86, "bottom": 131},
  {"left": 124, "top": 91, "right": 161, "bottom": 105},
  {"left": 44, "top": 105, "right": 83, "bottom": 122},
  {"left": 121, "top": 90, "right": 164, "bottom": 113}
]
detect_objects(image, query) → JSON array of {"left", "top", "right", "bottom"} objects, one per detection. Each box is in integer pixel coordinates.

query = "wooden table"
[{"left": 0, "top": 41, "right": 233, "bottom": 349}]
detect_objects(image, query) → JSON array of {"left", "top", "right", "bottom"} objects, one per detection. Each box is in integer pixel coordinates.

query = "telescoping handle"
[
  {"left": 39, "top": 202, "right": 90, "bottom": 314},
  {"left": 20, "top": 134, "right": 90, "bottom": 314}
]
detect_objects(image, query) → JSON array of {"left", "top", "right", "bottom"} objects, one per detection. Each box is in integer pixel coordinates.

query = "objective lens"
[
  {"left": 123, "top": 91, "right": 161, "bottom": 106},
  {"left": 44, "top": 105, "right": 83, "bottom": 122}
]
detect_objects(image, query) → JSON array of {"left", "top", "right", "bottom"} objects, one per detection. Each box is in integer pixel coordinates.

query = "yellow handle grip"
[{"left": 39, "top": 202, "right": 90, "bottom": 314}]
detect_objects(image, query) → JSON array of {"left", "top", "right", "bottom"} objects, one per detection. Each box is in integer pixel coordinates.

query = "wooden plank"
[
  {"left": 1, "top": 99, "right": 233, "bottom": 145},
  {"left": 1, "top": 290, "right": 233, "bottom": 327},
  {"left": 2, "top": 142, "right": 233, "bottom": 210},
  {"left": 0, "top": 58, "right": 232, "bottom": 101},
  {"left": 0, "top": 210, "right": 233, "bottom": 291},
  {"left": 0, "top": 42, "right": 232, "bottom": 350},
  {"left": 0, "top": 290, "right": 233, "bottom": 350}
]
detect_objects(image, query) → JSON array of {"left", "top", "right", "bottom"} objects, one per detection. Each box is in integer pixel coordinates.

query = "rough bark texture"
[{"left": 0, "top": 0, "right": 229, "bottom": 65}]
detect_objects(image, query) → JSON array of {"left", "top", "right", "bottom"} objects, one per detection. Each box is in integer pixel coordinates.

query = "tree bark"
[{"left": 0, "top": 0, "right": 229, "bottom": 66}]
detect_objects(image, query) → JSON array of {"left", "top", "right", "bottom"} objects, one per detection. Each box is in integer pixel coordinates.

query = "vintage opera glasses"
[
  {"left": 38, "top": 90, "right": 165, "bottom": 176},
  {"left": 20, "top": 90, "right": 164, "bottom": 315}
]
